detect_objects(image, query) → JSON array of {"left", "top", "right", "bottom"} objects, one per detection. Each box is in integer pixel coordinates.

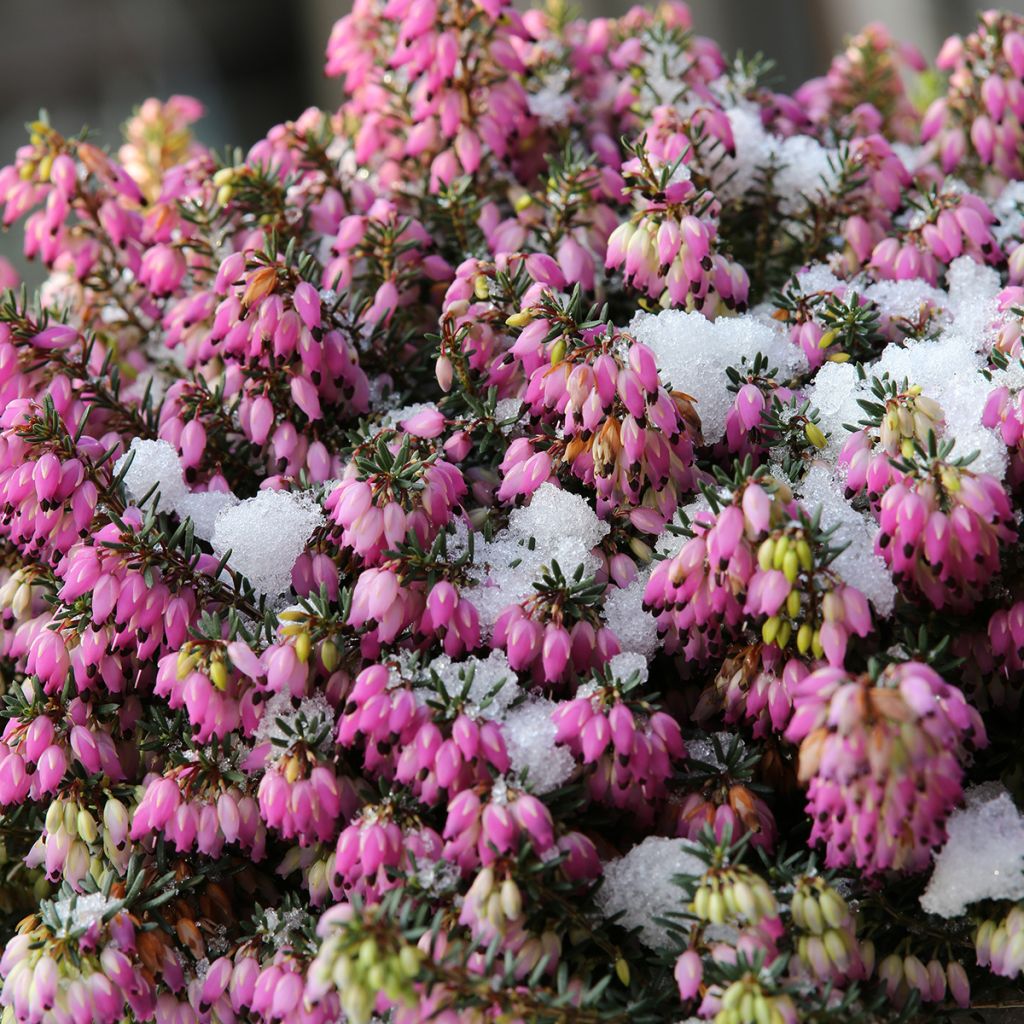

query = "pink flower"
[{"left": 786, "top": 662, "right": 985, "bottom": 873}]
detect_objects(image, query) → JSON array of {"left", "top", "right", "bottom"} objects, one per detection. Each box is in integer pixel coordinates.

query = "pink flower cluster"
[
  {"left": 4, "top": 3, "right": 1024, "bottom": 1023},
  {"left": 786, "top": 662, "right": 985, "bottom": 873}
]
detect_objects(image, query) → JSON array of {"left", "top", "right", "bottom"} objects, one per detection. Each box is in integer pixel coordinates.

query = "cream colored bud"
[{"left": 500, "top": 878, "right": 522, "bottom": 920}]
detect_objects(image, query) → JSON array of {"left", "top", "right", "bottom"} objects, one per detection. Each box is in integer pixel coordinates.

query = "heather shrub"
[{"left": 4, "top": 5, "right": 1024, "bottom": 1022}]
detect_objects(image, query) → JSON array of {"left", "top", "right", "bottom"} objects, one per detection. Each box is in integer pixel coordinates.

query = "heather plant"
[{"left": 6, "top": 3, "right": 1024, "bottom": 1022}]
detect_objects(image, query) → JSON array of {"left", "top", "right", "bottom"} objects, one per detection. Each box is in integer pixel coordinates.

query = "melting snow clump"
[
  {"left": 596, "top": 836, "right": 705, "bottom": 949},
  {"left": 503, "top": 696, "right": 576, "bottom": 794},
  {"left": 604, "top": 651, "right": 649, "bottom": 686},
  {"left": 798, "top": 465, "right": 896, "bottom": 615},
  {"left": 420, "top": 650, "right": 521, "bottom": 718},
  {"left": 602, "top": 579, "right": 659, "bottom": 658},
  {"left": 629, "top": 308, "right": 805, "bottom": 444},
  {"left": 212, "top": 489, "right": 325, "bottom": 598},
  {"left": 115, "top": 438, "right": 189, "bottom": 513},
  {"left": 51, "top": 892, "right": 119, "bottom": 935},
  {"left": 254, "top": 690, "right": 335, "bottom": 750},
  {"left": 461, "top": 484, "right": 608, "bottom": 634},
  {"left": 507, "top": 483, "right": 610, "bottom": 551},
  {"left": 114, "top": 438, "right": 241, "bottom": 541},
  {"left": 921, "top": 785, "right": 1024, "bottom": 918},
  {"left": 177, "top": 490, "right": 240, "bottom": 541}
]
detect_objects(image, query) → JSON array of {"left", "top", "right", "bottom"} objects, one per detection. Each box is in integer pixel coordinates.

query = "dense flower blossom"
[
  {"left": 785, "top": 662, "right": 985, "bottom": 873},
  {"left": 498, "top": 298, "right": 700, "bottom": 522},
  {"left": 923, "top": 10, "right": 1024, "bottom": 180},
  {"left": 796, "top": 23, "right": 925, "bottom": 143},
  {"left": 5, "top": 3, "right": 1024, "bottom": 1022},
  {"left": 644, "top": 477, "right": 873, "bottom": 666}
]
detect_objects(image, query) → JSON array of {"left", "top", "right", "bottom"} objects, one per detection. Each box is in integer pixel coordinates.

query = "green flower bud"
[
  {"left": 357, "top": 937, "right": 378, "bottom": 968},
  {"left": 366, "top": 963, "right": 386, "bottom": 991},
  {"left": 500, "top": 878, "right": 522, "bottom": 920},
  {"left": 805, "top": 422, "right": 827, "bottom": 449},
  {"left": 795, "top": 538, "right": 813, "bottom": 571},
  {"left": 209, "top": 657, "right": 229, "bottom": 689},
  {"left": 802, "top": 894, "right": 824, "bottom": 935},
  {"left": 693, "top": 885, "right": 709, "bottom": 920},
  {"left": 732, "top": 880, "right": 757, "bottom": 920},
  {"left": 824, "top": 928, "right": 851, "bottom": 970},
  {"left": 819, "top": 888, "right": 848, "bottom": 930},
  {"left": 797, "top": 622, "right": 813, "bottom": 654},
  {"left": 811, "top": 629, "right": 824, "bottom": 659},
  {"left": 615, "top": 958, "right": 631, "bottom": 985},
  {"left": 320, "top": 639, "right": 340, "bottom": 671},
  {"left": 505, "top": 310, "right": 534, "bottom": 328},
  {"left": 772, "top": 536, "right": 789, "bottom": 570},
  {"left": 398, "top": 944, "right": 421, "bottom": 978},
  {"left": 776, "top": 619, "right": 792, "bottom": 649},
  {"left": 77, "top": 808, "right": 98, "bottom": 844},
  {"left": 708, "top": 889, "right": 726, "bottom": 924},
  {"left": 45, "top": 800, "right": 64, "bottom": 835},
  {"left": 782, "top": 549, "right": 800, "bottom": 583}
]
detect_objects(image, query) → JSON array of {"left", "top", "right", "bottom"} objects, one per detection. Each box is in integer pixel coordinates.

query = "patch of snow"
[
  {"left": 921, "top": 785, "right": 1024, "bottom": 919},
  {"left": 629, "top": 308, "right": 806, "bottom": 444},
  {"left": 211, "top": 489, "right": 325, "bottom": 598},
  {"left": 596, "top": 836, "right": 705, "bottom": 949}
]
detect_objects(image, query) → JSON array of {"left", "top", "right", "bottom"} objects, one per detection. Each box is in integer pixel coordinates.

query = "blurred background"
[
  {"left": 5, "top": 0, "right": 1024, "bottom": 158},
  {"left": 1, "top": 0, "right": 1022, "bottom": 175},
  {"left": 9, "top": 0, "right": 1013, "bottom": 274}
]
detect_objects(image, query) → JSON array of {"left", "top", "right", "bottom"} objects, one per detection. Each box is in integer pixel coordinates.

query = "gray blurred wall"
[
  {"left": 0, "top": 0, "right": 1022, "bottom": 165},
  {"left": 5, "top": 0, "right": 1013, "bottom": 272}
]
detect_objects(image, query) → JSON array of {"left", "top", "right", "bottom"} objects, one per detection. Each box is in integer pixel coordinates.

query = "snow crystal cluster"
[
  {"left": 262, "top": 907, "right": 309, "bottom": 945},
  {"left": 805, "top": 257, "right": 1008, "bottom": 476},
  {"left": 604, "top": 651, "right": 649, "bottom": 687},
  {"left": 453, "top": 484, "right": 658, "bottom": 660},
  {"left": 116, "top": 438, "right": 243, "bottom": 541},
  {"left": 803, "top": 361, "right": 865, "bottom": 458},
  {"left": 177, "top": 490, "right": 241, "bottom": 540},
  {"left": 413, "top": 858, "right": 462, "bottom": 897},
  {"left": 412, "top": 647, "right": 575, "bottom": 795},
  {"left": 596, "top": 836, "right": 705, "bottom": 949},
  {"left": 714, "top": 105, "right": 839, "bottom": 216},
  {"left": 459, "top": 483, "right": 609, "bottom": 632},
  {"left": 116, "top": 438, "right": 191, "bottom": 513},
  {"left": 418, "top": 649, "right": 521, "bottom": 718},
  {"left": 992, "top": 180, "right": 1024, "bottom": 248},
  {"left": 797, "top": 465, "right": 897, "bottom": 615},
  {"left": 253, "top": 690, "right": 336, "bottom": 750},
  {"left": 601, "top": 577, "right": 659, "bottom": 658},
  {"left": 773, "top": 136, "right": 842, "bottom": 216},
  {"left": 629, "top": 308, "right": 806, "bottom": 443},
  {"left": 527, "top": 66, "right": 575, "bottom": 126},
  {"left": 51, "top": 892, "right": 119, "bottom": 936},
  {"left": 921, "top": 785, "right": 1024, "bottom": 918},
  {"left": 211, "top": 490, "right": 325, "bottom": 600},
  {"left": 862, "top": 278, "right": 951, "bottom": 330},
  {"left": 494, "top": 397, "right": 526, "bottom": 434},
  {"left": 116, "top": 439, "right": 324, "bottom": 598},
  {"left": 685, "top": 732, "right": 746, "bottom": 771},
  {"left": 502, "top": 697, "right": 576, "bottom": 794},
  {"left": 506, "top": 483, "right": 610, "bottom": 551}
]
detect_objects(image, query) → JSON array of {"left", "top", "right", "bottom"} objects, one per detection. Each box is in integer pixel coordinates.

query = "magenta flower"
[
  {"left": 5, "top": 2, "right": 1024, "bottom": 1019},
  {"left": 786, "top": 662, "right": 985, "bottom": 873}
]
